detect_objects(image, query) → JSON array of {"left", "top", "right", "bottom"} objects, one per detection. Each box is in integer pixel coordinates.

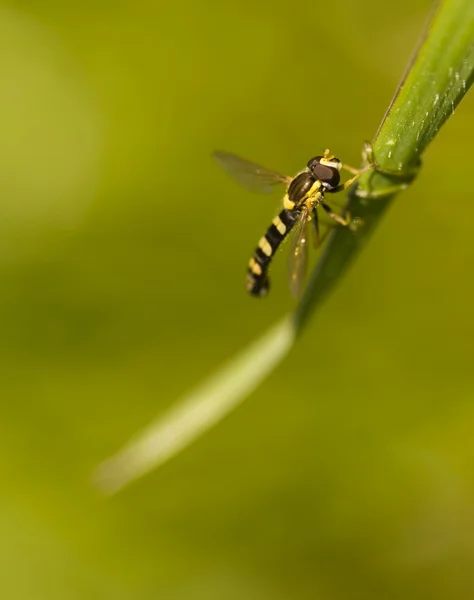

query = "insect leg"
[
  {"left": 328, "top": 163, "right": 375, "bottom": 194},
  {"left": 342, "top": 141, "right": 376, "bottom": 174},
  {"left": 341, "top": 164, "right": 361, "bottom": 175},
  {"left": 321, "top": 202, "right": 349, "bottom": 227},
  {"left": 311, "top": 208, "right": 320, "bottom": 248},
  {"left": 312, "top": 208, "right": 337, "bottom": 247}
]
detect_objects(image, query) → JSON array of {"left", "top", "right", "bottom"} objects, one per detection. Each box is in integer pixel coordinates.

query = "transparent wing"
[
  {"left": 288, "top": 207, "right": 310, "bottom": 298},
  {"left": 213, "top": 150, "right": 291, "bottom": 194}
]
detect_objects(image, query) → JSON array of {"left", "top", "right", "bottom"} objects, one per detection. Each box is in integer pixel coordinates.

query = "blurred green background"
[{"left": 1, "top": 0, "right": 474, "bottom": 598}]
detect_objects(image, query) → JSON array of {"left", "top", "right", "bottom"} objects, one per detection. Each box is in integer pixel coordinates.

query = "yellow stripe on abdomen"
[
  {"left": 272, "top": 215, "right": 287, "bottom": 235},
  {"left": 258, "top": 237, "right": 273, "bottom": 257},
  {"left": 248, "top": 257, "right": 262, "bottom": 275}
]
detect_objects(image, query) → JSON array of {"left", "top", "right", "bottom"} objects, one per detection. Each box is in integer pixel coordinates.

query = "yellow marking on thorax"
[
  {"left": 306, "top": 190, "right": 322, "bottom": 210},
  {"left": 283, "top": 194, "right": 295, "bottom": 210},
  {"left": 258, "top": 237, "right": 273, "bottom": 257},
  {"left": 285, "top": 178, "right": 322, "bottom": 210},
  {"left": 249, "top": 258, "right": 262, "bottom": 275},
  {"left": 272, "top": 215, "right": 286, "bottom": 235}
]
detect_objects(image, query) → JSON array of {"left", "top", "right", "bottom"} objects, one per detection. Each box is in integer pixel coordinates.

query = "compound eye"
[
  {"left": 311, "top": 163, "right": 341, "bottom": 187},
  {"left": 307, "top": 156, "right": 323, "bottom": 171}
]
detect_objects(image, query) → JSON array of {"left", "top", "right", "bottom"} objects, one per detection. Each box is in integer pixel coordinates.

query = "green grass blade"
[
  {"left": 375, "top": 0, "right": 474, "bottom": 170},
  {"left": 95, "top": 0, "right": 473, "bottom": 492},
  {"left": 294, "top": 0, "right": 474, "bottom": 332},
  {"left": 94, "top": 318, "right": 295, "bottom": 493}
]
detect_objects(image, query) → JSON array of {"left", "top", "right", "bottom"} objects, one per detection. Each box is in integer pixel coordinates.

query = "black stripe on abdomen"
[
  {"left": 279, "top": 208, "right": 298, "bottom": 228},
  {"left": 247, "top": 208, "right": 299, "bottom": 297}
]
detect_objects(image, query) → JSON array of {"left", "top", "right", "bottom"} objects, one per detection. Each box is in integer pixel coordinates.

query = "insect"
[{"left": 214, "top": 148, "right": 372, "bottom": 297}]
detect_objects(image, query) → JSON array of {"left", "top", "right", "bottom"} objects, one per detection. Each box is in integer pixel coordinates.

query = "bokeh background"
[{"left": 1, "top": 0, "right": 473, "bottom": 598}]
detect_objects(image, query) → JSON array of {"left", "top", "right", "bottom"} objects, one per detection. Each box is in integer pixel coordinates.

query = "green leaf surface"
[{"left": 294, "top": 0, "right": 474, "bottom": 333}]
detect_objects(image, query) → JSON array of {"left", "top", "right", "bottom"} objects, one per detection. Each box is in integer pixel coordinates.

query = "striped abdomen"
[{"left": 247, "top": 208, "right": 299, "bottom": 296}]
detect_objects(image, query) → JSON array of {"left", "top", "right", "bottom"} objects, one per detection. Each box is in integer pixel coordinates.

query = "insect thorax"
[{"left": 287, "top": 172, "right": 317, "bottom": 205}]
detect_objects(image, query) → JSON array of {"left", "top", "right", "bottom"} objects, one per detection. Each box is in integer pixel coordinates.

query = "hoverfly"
[{"left": 214, "top": 148, "right": 371, "bottom": 297}]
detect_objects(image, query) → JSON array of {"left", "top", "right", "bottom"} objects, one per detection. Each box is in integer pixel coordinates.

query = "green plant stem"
[
  {"left": 294, "top": 0, "right": 474, "bottom": 333},
  {"left": 95, "top": 0, "right": 474, "bottom": 492}
]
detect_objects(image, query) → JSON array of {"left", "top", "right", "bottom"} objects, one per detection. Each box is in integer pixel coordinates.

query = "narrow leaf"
[
  {"left": 95, "top": 318, "right": 295, "bottom": 493},
  {"left": 294, "top": 0, "right": 474, "bottom": 332},
  {"left": 95, "top": 0, "right": 474, "bottom": 492}
]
